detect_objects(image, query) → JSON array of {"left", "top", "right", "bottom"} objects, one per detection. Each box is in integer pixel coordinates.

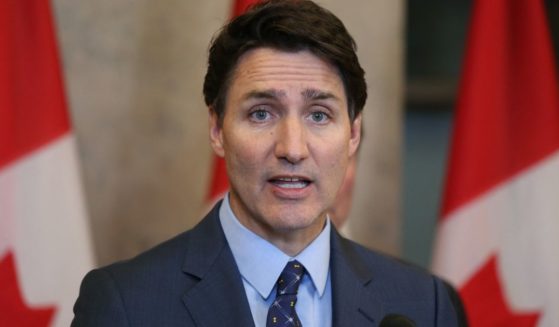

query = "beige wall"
[{"left": 52, "top": 0, "right": 404, "bottom": 266}]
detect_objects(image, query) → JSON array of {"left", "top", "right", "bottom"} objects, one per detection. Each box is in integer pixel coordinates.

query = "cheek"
[
  {"left": 318, "top": 142, "right": 350, "bottom": 187},
  {"left": 224, "top": 133, "right": 266, "bottom": 172}
]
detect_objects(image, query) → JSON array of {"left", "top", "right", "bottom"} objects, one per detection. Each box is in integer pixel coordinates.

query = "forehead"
[{"left": 226, "top": 47, "right": 346, "bottom": 103}]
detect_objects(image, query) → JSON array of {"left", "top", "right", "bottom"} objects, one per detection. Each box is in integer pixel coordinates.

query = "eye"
[
  {"left": 309, "top": 111, "right": 329, "bottom": 123},
  {"left": 249, "top": 109, "right": 271, "bottom": 122}
]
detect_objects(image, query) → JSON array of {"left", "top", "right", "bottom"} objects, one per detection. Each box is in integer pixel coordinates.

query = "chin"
[{"left": 265, "top": 207, "right": 325, "bottom": 232}]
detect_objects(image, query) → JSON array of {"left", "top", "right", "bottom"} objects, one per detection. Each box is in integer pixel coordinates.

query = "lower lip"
[{"left": 268, "top": 181, "right": 312, "bottom": 199}]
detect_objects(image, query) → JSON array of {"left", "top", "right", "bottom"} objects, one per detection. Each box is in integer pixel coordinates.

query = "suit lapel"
[
  {"left": 180, "top": 203, "right": 255, "bottom": 327},
  {"left": 330, "top": 229, "right": 384, "bottom": 326}
]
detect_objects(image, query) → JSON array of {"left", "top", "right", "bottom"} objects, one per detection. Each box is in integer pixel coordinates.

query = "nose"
[{"left": 274, "top": 116, "right": 309, "bottom": 165}]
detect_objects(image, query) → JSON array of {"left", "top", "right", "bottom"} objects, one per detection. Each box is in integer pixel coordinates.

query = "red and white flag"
[
  {"left": 432, "top": 0, "right": 559, "bottom": 326},
  {"left": 205, "top": 0, "right": 260, "bottom": 206},
  {"left": 0, "top": 1, "right": 94, "bottom": 326}
]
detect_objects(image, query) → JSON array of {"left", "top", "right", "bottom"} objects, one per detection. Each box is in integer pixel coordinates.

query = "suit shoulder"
[
  {"left": 100, "top": 203, "right": 224, "bottom": 278},
  {"left": 72, "top": 207, "right": 227, "bottom": 326},
  {"left": 335, "top": 236, "right": 442, "bottom": 294}
]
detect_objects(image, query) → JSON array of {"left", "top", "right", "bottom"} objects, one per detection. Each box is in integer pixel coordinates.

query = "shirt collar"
[{"left": 219, "top": 194, "right": 331, "bottom": 299}]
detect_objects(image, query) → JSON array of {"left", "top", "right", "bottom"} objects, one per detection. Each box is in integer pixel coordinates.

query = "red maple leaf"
[
  {"left": 0, "top": 252, "right": 56, "bottom": 326},
  {"left": 461, "top": 255, "right": 540, "bottom": 326}
]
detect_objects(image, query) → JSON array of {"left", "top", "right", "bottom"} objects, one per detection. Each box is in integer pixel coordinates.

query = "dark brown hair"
[{"left": 203, "top": 0, "right": 367, "bottom": 122}]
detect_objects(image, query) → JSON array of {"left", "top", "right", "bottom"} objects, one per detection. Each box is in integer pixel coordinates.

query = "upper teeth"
[
  {"left": 277, "top": 177, "right": 302, "bottom": 182},
  {"left": 275, "top": 180, "right": 308, "bottom": 189}
]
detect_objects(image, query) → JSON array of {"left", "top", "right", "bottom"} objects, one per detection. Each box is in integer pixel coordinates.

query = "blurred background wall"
[
  {"left": 53, "top": 0, "right": 226, "bottom": 266},
  {"left": 51, "top": 0, "right": 559, "bottom": 269}
]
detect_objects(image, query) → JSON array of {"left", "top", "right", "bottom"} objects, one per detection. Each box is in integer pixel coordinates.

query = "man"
[{"left": 72, "top": 0, "right": 461, "bottom": 326}]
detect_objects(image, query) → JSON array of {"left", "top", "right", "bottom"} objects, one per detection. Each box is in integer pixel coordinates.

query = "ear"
[
  {"left": 209, "top": 108, "right": 225, "bottom": 157},
  {"left": 348, "top": 113, "right": 362, "bottom": 157}
]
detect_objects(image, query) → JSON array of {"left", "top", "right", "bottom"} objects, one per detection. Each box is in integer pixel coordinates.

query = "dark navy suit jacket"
[{"left": 72, "top": 202, "right": 461, "bottom": 326}]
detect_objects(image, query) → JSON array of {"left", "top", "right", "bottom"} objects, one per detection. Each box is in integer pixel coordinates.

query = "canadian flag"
[
  {"left": 432, "top": 0, "right": 559, "bottom": 326},
  {"left": 205, "top": 0, "right": 260, "bottom": 205},
  {"left": 0, "top": 1, "right": 94, "bottom": 326}
]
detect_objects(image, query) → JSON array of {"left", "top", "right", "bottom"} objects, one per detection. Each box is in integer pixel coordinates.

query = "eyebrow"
[
  {"left": 301, "top": 88, "right": 340, "bottom": 102},
  {"left": 242, "top": 88, "right": 340, "bottom": 102},
  {"left": 242, "top": 89, "right": 287, "bottom": 101}
]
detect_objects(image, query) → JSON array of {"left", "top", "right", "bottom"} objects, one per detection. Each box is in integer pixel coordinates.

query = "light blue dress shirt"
[{"left": 219, "top": 194, "right": 332, "bottom": 327}]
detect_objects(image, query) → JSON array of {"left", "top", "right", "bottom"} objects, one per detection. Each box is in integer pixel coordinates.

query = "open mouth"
[{"left": 269, "top": 176, "right": 311, "bottom": 189}]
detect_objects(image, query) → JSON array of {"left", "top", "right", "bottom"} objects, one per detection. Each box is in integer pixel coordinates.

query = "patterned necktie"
[{"left": 266, "top": 260, "right": 306, "bottom": 327}]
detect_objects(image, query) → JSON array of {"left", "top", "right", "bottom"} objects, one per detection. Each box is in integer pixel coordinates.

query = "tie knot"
[{"left": 277, "top": 260, "right": 305, "bottom": 296}]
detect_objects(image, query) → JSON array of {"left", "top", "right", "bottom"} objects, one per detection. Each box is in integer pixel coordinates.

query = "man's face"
[{"left": 210, "top": 47, "right": 361, "bottom": 243}]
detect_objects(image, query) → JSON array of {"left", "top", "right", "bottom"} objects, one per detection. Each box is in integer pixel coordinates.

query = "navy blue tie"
[{"left": 267, "top": 260, "right": 305, "bottom": 327}]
